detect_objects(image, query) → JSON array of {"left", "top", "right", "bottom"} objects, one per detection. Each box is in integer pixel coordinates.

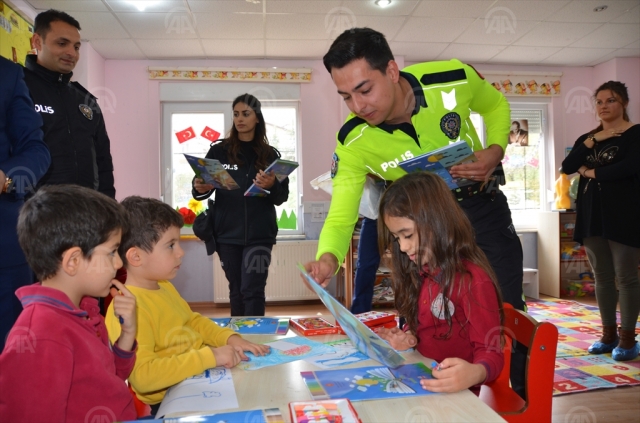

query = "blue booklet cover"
[
  {"left": 119, "top": 407, "right": 284, "bottom": 422},
  {"left": 211, "top": 317, "right": 289, "bottom": 335},
  {"left": 244, "top": 158, "right": 299, "bottom": 197},
  {"left": 398, "top": 141, "right": 477, "bottom": 190},
  {"left": 183, "top": 154, "right": 240, "bottom": 190},
  {"left": 301, "top": 363, "right": 435, "bottom": 401}
]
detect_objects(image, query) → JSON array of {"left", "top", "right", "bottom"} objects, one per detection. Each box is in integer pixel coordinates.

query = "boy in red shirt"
[{"left": 0, "top": 185, "right": 138, "bottom": 422}]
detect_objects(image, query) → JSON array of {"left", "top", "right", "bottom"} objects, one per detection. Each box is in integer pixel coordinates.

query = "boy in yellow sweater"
[{"left": 106, "top": 196, "right": 270, "bottom": 413}]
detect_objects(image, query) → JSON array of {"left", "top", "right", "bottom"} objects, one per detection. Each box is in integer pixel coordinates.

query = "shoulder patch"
[
  {"left": 440, "top": 112, "right": 461, "bottom": 139},
  {"left": 79, "top": 104, "right": 94, "bottom": 120},
  {"left": 337, "top": 116, "right": 367, "bottom": 145},
  {"left": 331, "top": 153, "right": 339, "bottom": 178}
]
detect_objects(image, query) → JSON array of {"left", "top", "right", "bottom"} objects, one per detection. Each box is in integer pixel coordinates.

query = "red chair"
[
  {"left": 129, "top": 384, "right": 151, "bottom": 418},
  {"left": 479, "top": 303, "right": 558, "bottom": 423}
]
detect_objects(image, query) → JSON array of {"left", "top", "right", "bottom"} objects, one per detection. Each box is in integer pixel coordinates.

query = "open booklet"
[
  {"left": 183, "top": 154, "right": 240, "bottom": 190},
  {"left": 297, "top": 264, "right": 405, "bottom": 368},
  {"left": 399, "top": 140, "right": 477, "bottom": 190},
  {"left": 244, "top": 158, "right": 299, "bottom": 197}
]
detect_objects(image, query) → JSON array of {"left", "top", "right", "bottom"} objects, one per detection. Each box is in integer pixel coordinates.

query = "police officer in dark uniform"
[{"left": 23, "top": 9, "right": 115, "bottom": 198}]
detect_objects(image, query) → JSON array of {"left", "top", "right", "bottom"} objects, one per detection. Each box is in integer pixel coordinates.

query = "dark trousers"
[
  {"left": 0, "top": 263, "right": 32, "bottom": 351},
  {"left": 217, "top": 243, "right": 273, "bottom": 316},
  {"left": 460, "top": 191, "right": 526, "bottom": 399},
  {"left": 351, "top": 218, "right": 380, "bottom": 314}
]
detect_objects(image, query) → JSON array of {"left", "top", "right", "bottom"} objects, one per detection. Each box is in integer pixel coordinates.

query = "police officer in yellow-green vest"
[{"left": 303, "top": 27, "right": 526, "bottom": 399}]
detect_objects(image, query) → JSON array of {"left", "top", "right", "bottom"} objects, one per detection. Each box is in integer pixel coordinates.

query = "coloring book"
[
  {"left": 211, "top": 317, "right": 289, "bottom": 335},
  {"left": 298, "top": 264, "right": 405, "bottom": 368},
  {"left": 238, "top": 336, "right": 335, "bottom": 371},
  {"left": 122, "top": 408, "right": 285, "bottom": 422},
  {"left": 155, "top": 368, "right": 238, "bottom": 418},
  {"left": 301, "top": 363, "right": 435, "bottom": 402}
]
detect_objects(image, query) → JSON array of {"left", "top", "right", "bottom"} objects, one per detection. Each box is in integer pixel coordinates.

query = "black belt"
[{"left": 452, "top": 181, "right": 495, "bottom": 202}]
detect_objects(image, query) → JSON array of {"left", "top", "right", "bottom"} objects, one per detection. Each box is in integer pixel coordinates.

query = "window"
[
  {"left": 471, "top": 101, "right": 550, "bottom": 228},
  {"left": 160, "top": 83, "right": 302, "bottom": 236}
]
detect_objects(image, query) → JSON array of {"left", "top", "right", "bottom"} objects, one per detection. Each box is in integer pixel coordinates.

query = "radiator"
[{"left": 213, "top": 240, "right": 320, "bottom": 303}]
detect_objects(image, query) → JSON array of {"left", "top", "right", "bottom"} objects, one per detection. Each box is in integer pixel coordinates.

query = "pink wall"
[{"left": 73, "top": 42, "right": 105, "bottom": 95}]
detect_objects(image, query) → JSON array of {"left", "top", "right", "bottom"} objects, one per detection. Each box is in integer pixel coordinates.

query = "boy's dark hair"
[
  {"left": 17, "top": 185, "right": 128, "bottom": 281},
  {"left": 119, "top": 196, "right": 184, "bottom": 265},
  {"left": 323, "top": 27, "right": 394, "bottom": 74},
  {"left": 34, "top": 9, "right": 81, "bottom": 39}
]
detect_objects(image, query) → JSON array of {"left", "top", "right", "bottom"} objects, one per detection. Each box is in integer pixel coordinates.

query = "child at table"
[
  {"left": 105, "top": 196, "right": 270, "bottom": 413},
  {"left": 0, "top": 185, "right": 138, "bottom": 422},
  {"left": 377, "top": 172, "right": 504, "bottom": 394}
]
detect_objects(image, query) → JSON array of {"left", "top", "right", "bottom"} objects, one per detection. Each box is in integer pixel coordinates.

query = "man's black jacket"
[{"left": 23, "top": 55, "right": 115, "bottom": 197}]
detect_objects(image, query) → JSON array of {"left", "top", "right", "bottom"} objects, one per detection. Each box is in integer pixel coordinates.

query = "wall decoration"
[{"left": 148, "top": 67, "right": 312, "bottom": 83}]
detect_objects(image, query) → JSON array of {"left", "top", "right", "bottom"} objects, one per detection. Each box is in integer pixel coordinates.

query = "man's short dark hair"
[
  {"left": 17, "top": 185, "right": 127, "bottom": 281},
  {"left": 323, "top": 27, "right": 394, "bottom": 74},
  {"left": 119, "top": 196, "right": 184, "bottom": 265},
  {"left": 34, "top": 9, "right": 81, "bottom": 39}
]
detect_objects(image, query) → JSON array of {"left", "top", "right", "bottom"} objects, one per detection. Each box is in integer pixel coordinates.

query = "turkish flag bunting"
[
  {"left": 201, "top": 126, "right": 221, "bottom": 143},
  {"left": 175, "top": 127, "right": 196, "bottom": 144}
]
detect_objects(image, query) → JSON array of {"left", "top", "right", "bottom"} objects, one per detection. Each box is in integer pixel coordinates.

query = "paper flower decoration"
[{"left": 178, "top": 207, "right": 196, "bottom": 226}]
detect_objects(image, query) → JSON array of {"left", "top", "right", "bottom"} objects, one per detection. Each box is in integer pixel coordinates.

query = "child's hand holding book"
[
  {"left": 110, "top": 280, "right": 137, "bottom": 352},
  {"left": 377, "top": 326, "right": 417, "bottom": 350},
  {"left": 421, "top": 357, "right": 487, "bottom": 393}
]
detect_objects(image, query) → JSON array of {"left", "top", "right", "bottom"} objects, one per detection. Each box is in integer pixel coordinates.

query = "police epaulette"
[
  {"left": 337, "top": 116, "right": 366, "bottom": 144},
  {"left": 70, "top": 81, "right": 96, "bottom": 99},
  {"left": 420, "top": 68, "right": 467, "bottom": 86}
]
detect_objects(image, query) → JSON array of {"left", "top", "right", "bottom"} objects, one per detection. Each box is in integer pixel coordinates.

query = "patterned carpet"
[{"left": 525, "top": 299, "right": 640, "bottom": 396}]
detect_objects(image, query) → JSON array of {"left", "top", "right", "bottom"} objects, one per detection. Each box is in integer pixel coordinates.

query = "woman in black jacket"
[
  {"left": 192, "top": 94, "right": 289, "bottom": 316},
  {"left": 561, "top": 81, "right": 640, "bottom": 361}
]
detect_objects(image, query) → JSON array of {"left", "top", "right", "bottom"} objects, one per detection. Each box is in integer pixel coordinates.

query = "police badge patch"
[
  {"left": 331, "top": 152, "right": 339, "bottom": 178},
  {"left": 440, "top": 112, "right": 461, "bottom": 140},
  {"left": 79, "top": 104, "right": 93, "bottom": 120}
]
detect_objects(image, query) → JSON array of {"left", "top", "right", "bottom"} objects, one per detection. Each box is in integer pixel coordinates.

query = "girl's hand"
[
  {"left": 420, "top": 358, "right": 487, "bottom": 393},
  {"left": 377, "top": 327, "right": 417, "bottom": 351},
  {"left": 226, "top": 335, "right": 271, "bottom": 356},
  {"left": 111, "top": 280, "right": 137, "bottom": 351},
  {"left": 254, "top": 170, "right": 276, "bottom": 189},
  {"left": 194, "top": 178, "right": 214, "bottom": 194},
  {"left": 211, "top": 345, "right": 245, "bottom": 368}
]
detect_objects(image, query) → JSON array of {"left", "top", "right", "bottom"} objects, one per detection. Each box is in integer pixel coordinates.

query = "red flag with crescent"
[
  {"left": 201, "top": 126, "right": 221, "bottom": 143},
  {"left": 175, "top": 127, "right": 196, "bottom": 144}
]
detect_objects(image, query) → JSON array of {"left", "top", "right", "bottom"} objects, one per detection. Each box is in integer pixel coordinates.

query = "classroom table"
[{"left": 165, "top": 318, "right": 507, "bottom": 422}]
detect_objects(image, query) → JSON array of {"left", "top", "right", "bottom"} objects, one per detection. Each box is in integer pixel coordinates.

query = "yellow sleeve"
[
  {"left": 465, "top": 64, "right": 511, "bottom": 151},
  {"left": 316, "top": 140, "right": 367, "bottom": 265},
  {"left": 119, "top": 286, "right": 221, "bottom": 404},
  {"left": 186, "top": 312, "right": 237, "bottom": 347}
]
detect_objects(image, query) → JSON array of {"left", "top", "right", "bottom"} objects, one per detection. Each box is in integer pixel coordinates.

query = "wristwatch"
[{"left": 586, "top": 134, "right": 597, "bottom": 143}]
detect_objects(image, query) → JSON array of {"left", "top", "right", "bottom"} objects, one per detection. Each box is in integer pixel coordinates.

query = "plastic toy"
[{"left": 554, "top": 172, "right": 571, "bottom": 209}]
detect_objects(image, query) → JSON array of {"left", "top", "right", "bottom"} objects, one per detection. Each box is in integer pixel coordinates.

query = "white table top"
[{"left": 165, "top": 318, "right": 506, "bottom": 423}]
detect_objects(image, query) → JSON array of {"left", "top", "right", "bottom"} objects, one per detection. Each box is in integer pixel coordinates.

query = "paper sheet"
[
  {"left": 237, "top": 336, "right": 335, "bottom": 371},
  {"left": 155, "top": 368, "right": 238, "bottom": 418},
  {"left": 304, "top": 339, "right": 369, "bottom": 369}
]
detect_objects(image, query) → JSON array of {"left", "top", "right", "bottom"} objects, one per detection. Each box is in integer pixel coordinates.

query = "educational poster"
[
  {"left": 211, "top": 317, "right": 289, "bottom": 335},
  {"left": 509, "top": 119, "right": 529, "bottom": 146},
  {"left": 301, "top": 363, "right": 435, "bottom": 401},
  {"left": 0, "top": 1, "right": 33, "bottom": 65},
  {"left": 155, "top": 368, "right": 238, "bottom": 418},
  {"left": 237, "top": 336, "right": 335, "bottom": 371}
]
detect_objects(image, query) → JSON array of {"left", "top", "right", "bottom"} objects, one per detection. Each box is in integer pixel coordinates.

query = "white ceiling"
[{"left": 19, "top": 0, "right": 640, "bottom": 66}]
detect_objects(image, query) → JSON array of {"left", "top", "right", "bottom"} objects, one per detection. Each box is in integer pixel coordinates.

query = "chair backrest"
[{"left": 498, "top": 304, "right": 558, "bottom": 421}]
